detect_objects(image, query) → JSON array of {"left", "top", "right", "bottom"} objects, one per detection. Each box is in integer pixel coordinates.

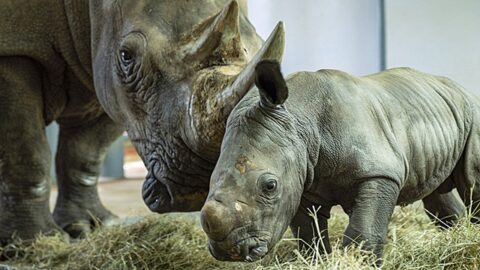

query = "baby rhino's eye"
[
  {"left": 258, "top": 173, "right": 278, "bottom": 195},
  {"left": 263, "top": 179, "right": 277, "bottom": 192}
]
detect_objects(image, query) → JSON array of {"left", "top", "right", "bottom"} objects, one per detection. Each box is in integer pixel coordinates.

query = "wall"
[
  {"left": 248, "top": 0, "right": 383, "bottom": 76},
  {"left": 385, "top": 0, "right": 480, "bottom": 92}
]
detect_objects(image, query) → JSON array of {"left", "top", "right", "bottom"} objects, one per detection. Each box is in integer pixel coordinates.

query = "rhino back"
[
  {"left": 366, "top": 68, "right": 473, "bottom": 203},
  {"left": 0, "top": 0, "right": 100, "bottom": 123},
  {"left": 0, "top": 1, "right": 67, "bottom": 84},
  {"left": 284, "top": 69, "right": 473, "bottom": 204}
]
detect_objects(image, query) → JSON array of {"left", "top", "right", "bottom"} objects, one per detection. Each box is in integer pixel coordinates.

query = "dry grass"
[{"left": 2, "top": 205, "right": 480, "bottom": 270}]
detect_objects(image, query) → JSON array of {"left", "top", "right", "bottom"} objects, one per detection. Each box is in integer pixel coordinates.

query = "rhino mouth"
[
  {"left": 142, "top": 159, "right": 209, "bottom": 213},
  {"left": 207, "top": 228, "right": 272, "bottom": 262},
  {"left": 142, "top": 175, "right": 172, "bottom": 213},
  {"left": 142, "top": 159, "right": 173, "bottom": 213}
]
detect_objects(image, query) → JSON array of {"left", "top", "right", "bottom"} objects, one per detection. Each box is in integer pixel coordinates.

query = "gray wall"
[
  {"left": 249, "top": 0, "right": 383, "bottom": 75},
  {"left": 385, "top": 0, "right": 480, "bottom": 93}
]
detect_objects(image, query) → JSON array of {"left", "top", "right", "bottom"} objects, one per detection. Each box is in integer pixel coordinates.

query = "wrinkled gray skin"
[
  {"left": 0, "top": 0, "right": 285, "bottom": 243},
  {"left": 201, "top": 60, "right": 479, "bottom": 263}
]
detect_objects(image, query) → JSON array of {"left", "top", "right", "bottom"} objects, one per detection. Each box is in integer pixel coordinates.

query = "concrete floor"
[{"left": 50, "top": 179, "right": 151, "bottom": 218}]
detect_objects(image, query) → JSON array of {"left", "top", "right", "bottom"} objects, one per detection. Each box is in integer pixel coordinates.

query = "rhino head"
[
  {"left": 200, "top": 60, "right": 307, "bottom": 261},
  {"left": 89, "top": 0, "right": 285, "bottom": 212}
]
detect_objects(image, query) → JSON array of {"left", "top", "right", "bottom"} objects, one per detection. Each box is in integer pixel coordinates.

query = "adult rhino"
[
  {"left": 0, "top": 0, "right": 284, "bottom": 242},
  {"left": 201, "top": 60, "right": 477, "bottom": 262}
]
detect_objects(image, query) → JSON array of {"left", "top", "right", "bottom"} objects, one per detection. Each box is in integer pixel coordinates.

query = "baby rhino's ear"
[{"left": 255, "top": 60, "right": 288, "bottom": 107}]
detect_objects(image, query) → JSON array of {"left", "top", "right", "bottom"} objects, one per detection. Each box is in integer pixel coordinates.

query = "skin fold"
[
  {"left": 0, "top": 0, "right": 283, "bottom": 243},
  {"left": 201, "top": 60, "right": 479, "bottom": 263}
]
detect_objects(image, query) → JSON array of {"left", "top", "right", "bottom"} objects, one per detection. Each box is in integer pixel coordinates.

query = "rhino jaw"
[{"left": 141, "top": 158, "right": 209, "bottom": 213}]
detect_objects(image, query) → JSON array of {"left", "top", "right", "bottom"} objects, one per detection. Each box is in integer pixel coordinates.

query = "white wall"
[
  {"left": 249, "top": 0, "right": 382, "bottom": 76},
  {"left": 386, "top": 0, "right": 480, "bottom": 93}
]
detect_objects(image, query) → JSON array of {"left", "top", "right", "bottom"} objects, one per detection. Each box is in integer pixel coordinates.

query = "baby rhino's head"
[{"left": 200, "top": 60, "right": 308, "bottom": 261}]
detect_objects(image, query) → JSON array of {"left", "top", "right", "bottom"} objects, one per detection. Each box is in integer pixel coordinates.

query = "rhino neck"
[{"left": 62, "top": 0, "right": 94, "bottom": 90}]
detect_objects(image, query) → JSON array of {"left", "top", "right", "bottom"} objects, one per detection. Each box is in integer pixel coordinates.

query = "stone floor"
[{"left": 50, "top": 178, "right": 151, "bottom": 218}]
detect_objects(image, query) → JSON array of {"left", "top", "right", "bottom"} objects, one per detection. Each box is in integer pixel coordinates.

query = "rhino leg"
[
  {"left": 289, "top": 202, "right": 332, "bottom": 254},
  {"left": 53, "top": 114, "right": 123, "bottom": 238},
  {"left": 451, "top": 120, "right": 480, "bottom": 223},
  {"left": 342, "top": 178, "right": 399, "bottom": 263},
  {"left": 0, "top": 57, "right": 63, "bottom": 244},
  {"left": 455, "top": 172, "right": 480, "bottom": 223},
  {"left": 422, "top": 187, "right": 464, "bottom": 229}
]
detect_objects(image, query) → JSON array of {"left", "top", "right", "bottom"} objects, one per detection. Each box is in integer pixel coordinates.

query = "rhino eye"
[
  {"left": 258, "top": 174, "right": 278, "bottom": 195},
  {"left": 117, "top": 48, "right": 137, "bottom": 82},
  {"left": 263, "top": 179, "right": 277, "bottom": 192},
  {"left": 120, "top": 50, "right": 134, "bottom": 65}
]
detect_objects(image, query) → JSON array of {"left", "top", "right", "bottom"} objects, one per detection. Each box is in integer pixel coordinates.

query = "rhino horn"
[
  {"left": 215, "top": 22, "right": 285, "bottom": 119},
  {"left": 185, "top": 22, "right": 285, "bottom": 160},
  {"left": 183, "top": 0, "right": 244, "bottom": 62}
]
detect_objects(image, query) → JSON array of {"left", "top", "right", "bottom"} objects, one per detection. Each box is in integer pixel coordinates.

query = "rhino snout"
[
  {"left": 201, "top": 199, "right": 272, "bottom": 262},
  {"left": 207, "top": 235, "right": 270, "bottom": 262},
  {"left": 200, "top": 200, "right": 234, "bottom": 241}
]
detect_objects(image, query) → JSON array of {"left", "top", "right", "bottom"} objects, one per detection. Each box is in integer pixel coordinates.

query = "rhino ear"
[{"left": 255, "top": 60, "right": 288, "bottom": 106}]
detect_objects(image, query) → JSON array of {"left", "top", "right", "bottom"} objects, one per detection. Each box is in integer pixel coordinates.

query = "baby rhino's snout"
[
  {"left": 201, "top": 200, "right": 235, "bottom": 241},
  {"left": 201, "top": 197, "right": 271, "bottom": 262}
]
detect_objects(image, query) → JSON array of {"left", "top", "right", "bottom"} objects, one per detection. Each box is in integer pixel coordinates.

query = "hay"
[{"left": 2, "top": 205, "right": 480, "bottom": 270}]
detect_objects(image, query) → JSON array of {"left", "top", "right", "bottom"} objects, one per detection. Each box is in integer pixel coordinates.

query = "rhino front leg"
[
  {"left": 342, "top": 178, "right": 399, "bottom": 262},
  {"left": 289, "top": 202, "right": 332, "bottom": 254},
  {"left": 422, "top": 189, "right": 464, "bottom": 229},
  {"left": 0, "top": 57, "right": 63, "bottom": 244},
  {"left": 53, "top": 114, "right": 124, "bottom": 238}
]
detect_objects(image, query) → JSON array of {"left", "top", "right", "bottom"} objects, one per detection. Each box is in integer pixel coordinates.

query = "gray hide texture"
[
  {"left": 201, "top": 60, "right": 476, "bottom": 263},
  {"left": 0, "top": 0, "right": 284, "bottom": 243}
]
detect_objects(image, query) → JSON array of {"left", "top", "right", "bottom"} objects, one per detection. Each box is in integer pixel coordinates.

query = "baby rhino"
[{"left": 200, "top": 60, "right": 480, "bottom": 262}]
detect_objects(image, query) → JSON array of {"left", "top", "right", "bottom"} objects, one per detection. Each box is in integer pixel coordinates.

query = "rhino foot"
[
  {"left": 53, "top": 200, "right": 117, "bottom": 239},
  {"left": 0, "top": 221, "right": 65, "bottom": 248},
  {"left": 0, "top": 200, "right": 66, "bottom": 260},
  {"left": 0, "top": 227, "right": 67, "bottom": 261}
]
